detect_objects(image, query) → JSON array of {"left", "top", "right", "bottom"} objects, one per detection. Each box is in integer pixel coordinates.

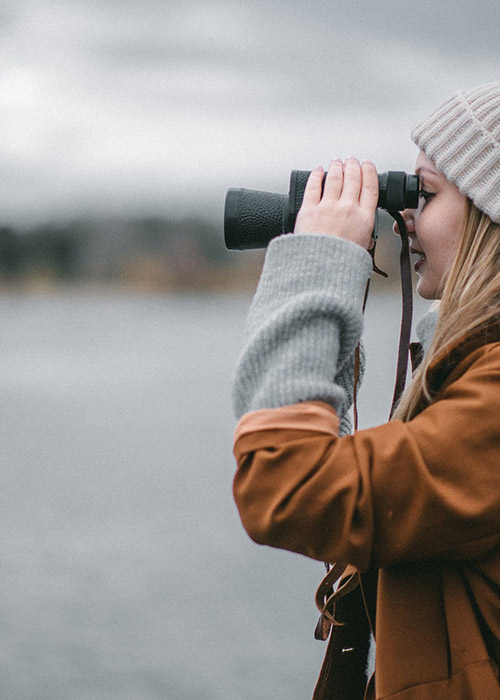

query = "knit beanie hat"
[{"left": 411, "top": 81, "right": 500, "bottom": 224}]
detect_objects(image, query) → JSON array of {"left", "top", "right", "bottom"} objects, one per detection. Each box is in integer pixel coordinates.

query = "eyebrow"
[{"left": 415, "top": 165, "right": 439, "bottom": 178}]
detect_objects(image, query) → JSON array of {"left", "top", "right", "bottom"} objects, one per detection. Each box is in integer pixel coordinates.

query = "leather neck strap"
[
  {"left": 388, "top": 211, "right": 413, "bottom": 418},
  {"left": 353, "top": 211, "right": 413, "bottom": 430}
]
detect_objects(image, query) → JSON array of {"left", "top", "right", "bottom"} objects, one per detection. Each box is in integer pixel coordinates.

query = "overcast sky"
[{"left": 1, "top": 0, "right": 499, "bottom": 225}]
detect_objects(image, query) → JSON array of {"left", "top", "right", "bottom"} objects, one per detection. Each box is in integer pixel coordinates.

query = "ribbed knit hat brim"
[{"left": 411, "top": 82, "right": 500, "bottom": 224}]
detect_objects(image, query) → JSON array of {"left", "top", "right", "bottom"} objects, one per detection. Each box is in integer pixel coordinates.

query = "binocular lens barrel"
[
  {"left": 224, "top": 169, "right": 419, "bottom": 250},
  {"left": 224, "top": 189, "right": 286, "bottom": 251}
]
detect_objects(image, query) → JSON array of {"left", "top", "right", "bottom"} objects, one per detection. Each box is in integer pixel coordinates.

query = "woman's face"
[{"left": 397, "top": 151, "right": 467, "bottom": 299}]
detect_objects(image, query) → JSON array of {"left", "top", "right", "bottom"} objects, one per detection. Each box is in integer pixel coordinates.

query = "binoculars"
[{"left": 224, "top": 169, "right": 420, "bottom": 250}]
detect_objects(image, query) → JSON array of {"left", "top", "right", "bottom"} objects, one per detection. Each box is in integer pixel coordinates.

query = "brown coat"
[{"left": 233, "top": 334, "right": 500, "bottom": 699}]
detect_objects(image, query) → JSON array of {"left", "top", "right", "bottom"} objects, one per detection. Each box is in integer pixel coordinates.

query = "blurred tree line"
[
  {"left": 0, "top": 217, "right": 264, "bottom": 293},
  {"left": 0, "top": 212, "right": 402, "bottom": 293}
]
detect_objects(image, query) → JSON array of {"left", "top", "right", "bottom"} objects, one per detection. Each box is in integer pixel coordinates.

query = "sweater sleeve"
[{"left": 231, "top": 233, "right": 373, "bottom": 433}]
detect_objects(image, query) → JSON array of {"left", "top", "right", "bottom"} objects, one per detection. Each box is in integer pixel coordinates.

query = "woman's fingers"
[
  {"left": 323, "top": 159, "right": 343, "bottom": 200},
  {"left": 359, "top": 160, "right": 379, "bottom": 209},
  {"left": 304, "top": 158, "right": 377, "bottom": 207},
  {"left": 340, "top": 157, "right": 362, "bottom": 202},
  {"left": 302, "top": 165, "right": 325, "bottom": 206},
  {"left": 294, "top": 156, "right": 378, "bottom": 248}
]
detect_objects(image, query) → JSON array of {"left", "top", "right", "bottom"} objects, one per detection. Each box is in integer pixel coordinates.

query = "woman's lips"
[
  {"left": 413, "top": 255, "right": 426, "bottom": 272},
  {"left": 412, "top": 251, "right": 426, "bottom": 272}
]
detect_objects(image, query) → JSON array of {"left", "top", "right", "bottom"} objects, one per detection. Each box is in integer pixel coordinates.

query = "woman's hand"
[{"left": 293, "top": 157, "right": 379, "bottom": 250}]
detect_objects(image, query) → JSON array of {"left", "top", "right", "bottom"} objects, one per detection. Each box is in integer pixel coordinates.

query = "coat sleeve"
[{"left": 233, "top": 344, "right": 500, "bottom": 571}]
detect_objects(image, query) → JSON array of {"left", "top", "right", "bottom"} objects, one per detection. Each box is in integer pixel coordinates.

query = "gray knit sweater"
[{"left": 232, "top": 232, "right": 373, "bottom": 435}]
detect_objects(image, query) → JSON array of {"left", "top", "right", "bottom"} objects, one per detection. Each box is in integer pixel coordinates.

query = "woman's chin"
[{"left": 416, "top": 276, "right": 439, "bottom": 300}]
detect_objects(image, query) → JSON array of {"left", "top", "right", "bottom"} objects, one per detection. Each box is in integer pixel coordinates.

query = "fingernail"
[
  {"left": 313, "top": 165, "right": 324, "bottom": 172},
  {"left": 362, "top": 159, "right": 375, "bottom": 166}
]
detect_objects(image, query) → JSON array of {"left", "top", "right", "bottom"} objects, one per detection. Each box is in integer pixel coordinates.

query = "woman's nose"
[{"left": 393, "top": 209, "right": 415, "bottom": 236}]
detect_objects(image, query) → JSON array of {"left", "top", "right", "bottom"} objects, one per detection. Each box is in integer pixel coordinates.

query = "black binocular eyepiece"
[{"left": 224, "top": 169, "right": 420, "bottom": 250}]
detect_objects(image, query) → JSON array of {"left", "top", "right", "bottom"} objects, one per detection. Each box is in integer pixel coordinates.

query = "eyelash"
[{"left": 419, "top": 189, "right": 436, "bottom": 205}]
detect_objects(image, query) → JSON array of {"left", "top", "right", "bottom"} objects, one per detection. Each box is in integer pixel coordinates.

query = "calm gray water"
[{"left": 0, "top": 289, "right": 428, "bottom": 700}]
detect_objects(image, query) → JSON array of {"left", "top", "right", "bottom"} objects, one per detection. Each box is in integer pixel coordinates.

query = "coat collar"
[
  {"left": 426, "top": 318, "right": 500, "bottom": 390},
  {"left": 410, "top": 316, "right": 500, "bottom": 415}
]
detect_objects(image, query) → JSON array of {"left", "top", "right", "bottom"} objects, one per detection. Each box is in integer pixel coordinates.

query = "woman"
[{"left": 231, "top": 82, "right": 500, "bottom": 699}]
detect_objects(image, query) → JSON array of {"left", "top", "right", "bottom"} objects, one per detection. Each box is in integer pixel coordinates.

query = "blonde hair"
[{"left": 393, "top": 199, "right": 500, "bottom": 422}]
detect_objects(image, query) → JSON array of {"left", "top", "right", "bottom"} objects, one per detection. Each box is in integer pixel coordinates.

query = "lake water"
[{"left": 0, "top": 288, "right": 429, "bottom": 700}]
